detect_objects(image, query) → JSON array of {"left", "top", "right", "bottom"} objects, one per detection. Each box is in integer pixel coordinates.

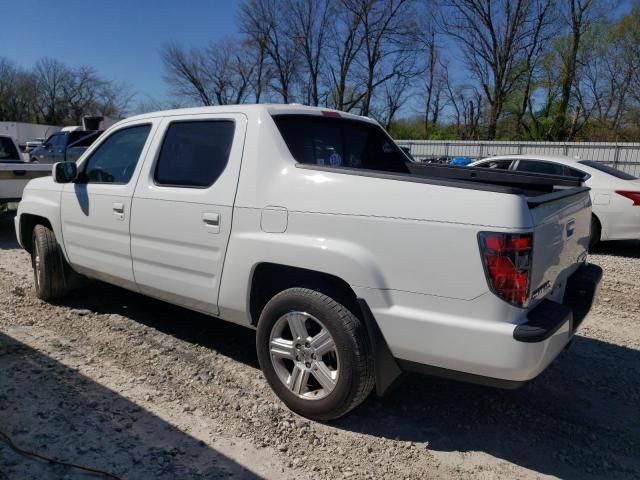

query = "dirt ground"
[{"left": 0, "top": 211, "right": 638, "bottom": 480}]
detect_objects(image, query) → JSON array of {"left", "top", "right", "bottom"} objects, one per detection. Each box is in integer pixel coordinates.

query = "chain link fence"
[{"left": 395, "top": 140, "right": 640, "bottom": 176}]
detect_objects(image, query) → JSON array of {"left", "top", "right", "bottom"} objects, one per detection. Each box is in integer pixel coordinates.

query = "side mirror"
[{"left": 52, "top": 162, "right": 77, "bottom": 183}]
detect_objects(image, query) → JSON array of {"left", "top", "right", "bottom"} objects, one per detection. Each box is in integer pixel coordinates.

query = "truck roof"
[{"left": 121, "top": 104, "right": 379, "bottom": 126}]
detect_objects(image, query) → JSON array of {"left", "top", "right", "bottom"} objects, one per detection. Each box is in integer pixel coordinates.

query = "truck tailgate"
[{"left": 528, "top": 188, "right": 591, "bottom": 305}]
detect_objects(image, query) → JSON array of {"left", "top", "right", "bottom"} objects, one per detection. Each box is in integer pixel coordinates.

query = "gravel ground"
[{"left": 0, "top": 212, "right": 638, "bottom": 480}]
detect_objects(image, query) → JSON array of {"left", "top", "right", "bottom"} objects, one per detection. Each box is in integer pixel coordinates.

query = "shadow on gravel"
[
  {"left": 591, "top": 239, "right": 640, "bottom": 258},
  {"left": 335, "top": 334, "right": 640, "bottom": 480},
  {"left": 60, "top": 278, "right": 640, "bottom": 479},
  {"left": 0, "top": 212, "right": 18, "bottom": 250},
  {"left": 61, "top": 282, "right": 261, "bottom": 370},
  {"left": 0, "top": 332, "right": 263, "bottom": 480}
]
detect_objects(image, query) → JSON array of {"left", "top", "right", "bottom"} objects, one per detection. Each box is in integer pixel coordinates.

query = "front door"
[
  {"left": 130, "top": 114, "right": 247, "bottom": 314},
  {"left": 61, "top": 122, "right": 155, "bottom": 289}
]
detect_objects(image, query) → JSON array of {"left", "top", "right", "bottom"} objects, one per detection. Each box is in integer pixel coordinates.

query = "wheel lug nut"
[
  {"left": 312, "top": 354, "right": 317, "bottom": 359},
  {"left": 305, "top": 362, "right": 311, "bottom": 368},
  {"left": 305, "top": 342, "right": 310, "bottom": 348}
]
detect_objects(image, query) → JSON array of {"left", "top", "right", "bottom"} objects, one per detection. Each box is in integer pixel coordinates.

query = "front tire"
[
  {"left": 31, "top": 224, "right": 68, "bottom": 301},
  {"left": 256, "top": 288, "right": 374, "bottom": 421}
]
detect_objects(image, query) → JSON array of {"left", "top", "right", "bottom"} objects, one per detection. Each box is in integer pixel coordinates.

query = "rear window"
[
  {"left": 578, "top": 160, "right": 637, "bottom": 180},
  {"left": 272, "top": 115, "right": 409, "bottom": 174},
  {"left": 0, "top": 137, "right": 19, "bottom": 160},
  {"left": 516, "top": 160, "right": 566, "bottom": 176}
]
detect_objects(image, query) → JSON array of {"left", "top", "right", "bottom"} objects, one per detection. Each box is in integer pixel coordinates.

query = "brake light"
[
  {"left": 615, "top": 190, "right": 640, "bottom": 206},
  {"left": 322, "top": 110, "right": 341, "bottom": 118},
  {"left": 479, "top": 232, "right": 533, "bottom": 307}
]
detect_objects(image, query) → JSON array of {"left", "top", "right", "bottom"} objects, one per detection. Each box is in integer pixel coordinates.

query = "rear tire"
[
  {"left": 31, "top": 224, "right": 68, "bottom": 301},
  {"left": 589, "top": 215, "right": 601, "bottom": 252},
  {"left": 256, "top": 287, "right": 374, "bottom": 421}
]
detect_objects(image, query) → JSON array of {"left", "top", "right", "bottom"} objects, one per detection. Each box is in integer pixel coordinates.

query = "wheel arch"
[
  {"left": 19, "top": 213, "right": 53, "bottom": 254},
  {"left": 248, "top": 262, "right": 402, "bottom": 395},
  {"left": 249, "top": 262, "right": 358, "bottom": 326}
]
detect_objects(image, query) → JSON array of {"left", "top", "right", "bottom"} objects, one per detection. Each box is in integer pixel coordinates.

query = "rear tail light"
[
  {"left": 479, "top": 232, "right": 533, "bottom": 307},
  {"left": 615, "top": 190, "right": 640, "bottom": 206}
]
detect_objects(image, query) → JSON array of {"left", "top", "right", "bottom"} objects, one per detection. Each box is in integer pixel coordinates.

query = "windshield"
[
  {"left": 272, "top": 114, "right": 409, "bottom": 174},
  {"left": 578, "top": 160, "right": 637, "bottom": 180},
  {"left": 0, "top": 137, "right": 20, "bottom": 160}
]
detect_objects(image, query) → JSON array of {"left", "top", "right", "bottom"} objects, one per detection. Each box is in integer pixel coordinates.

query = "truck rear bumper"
[{"left": 357, "top": 263, "right": 602, "bottom": 387}]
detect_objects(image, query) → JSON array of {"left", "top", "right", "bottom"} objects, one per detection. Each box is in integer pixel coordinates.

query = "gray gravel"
[{"left": 0, "top": 212, "right": 638, "bottom": 479}]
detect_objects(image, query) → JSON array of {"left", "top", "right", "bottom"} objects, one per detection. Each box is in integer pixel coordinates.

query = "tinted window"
[
  {"left": 273, "top": 115, "right": 409, "bottom": 174},
  {"left": 0, "top": 137, "right": 19, "bottom": 160},
  {"left": 48, "top": 134, "right": 65, "bottom": 149},
  {"left": 82, "top": 125, "right": 151, "bottom": 184},
  {"left": 68, "top": 131, "right": 91, "bottom": 144},
  {"left": 565, "top": 166, "right": 589, "bottom": 180},
  {"left": 476, "top": 160, "right": 512, "bottom": 170},
  {"left": 154, "top": 120, "right": 235, "bottom": 188},
  {"left": 578, "top": 160, "right": 637, "bottom": 180},
  {"left": 69, "top": 131, "right": 101, "bottom": 148},
  {"left": 516, "top": 160, "right": 565, "bottom": 176}
]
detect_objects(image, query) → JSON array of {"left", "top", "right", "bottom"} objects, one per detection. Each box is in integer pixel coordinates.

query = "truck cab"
[{"left": 30, "top": 130, "right": 101, "bottom": 163}]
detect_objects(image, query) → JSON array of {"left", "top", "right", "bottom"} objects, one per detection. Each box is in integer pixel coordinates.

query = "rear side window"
[
  {"left": 83, "top": 124, "right": 151, "bottom": 184},
  {"left": 578, "top": 160, "right": 637, "bottom": 180},
  {"left": 565, "top": 166, "right": 589, "bottom": 180},
  {"left": 0, "top": 137, "right": 19, "bottom": 160},
  {"left": 516, "top": 160, "right": 566, "bottom": 176},
  {"left": 154, "top": 120, "right": 235, "bottom": 188},
  {"left": 273, "top": 115, "right": 409, "bottom": 174}
]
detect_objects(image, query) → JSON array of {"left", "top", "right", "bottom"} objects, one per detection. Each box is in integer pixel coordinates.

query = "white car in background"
[{"left": 469, "top": 155, "right": 640, "bottom": 248}]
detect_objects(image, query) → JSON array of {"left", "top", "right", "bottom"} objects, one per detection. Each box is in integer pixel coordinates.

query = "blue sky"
[
  {"left": 2, "top": 0, "right": 240, "bottom": 103},
  {"left": 2, "top": 0, "right": 634, "bottom": 117}
]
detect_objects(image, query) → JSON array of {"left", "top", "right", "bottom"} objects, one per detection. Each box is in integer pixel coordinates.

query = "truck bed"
[
  {"left": 0, "top": 162, "right": 52, "bottom": 202},
  {"left": 297, "top": 162, "right": 588, "bottom": 208}
]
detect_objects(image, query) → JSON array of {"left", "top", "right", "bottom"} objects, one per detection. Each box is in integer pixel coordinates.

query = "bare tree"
[
  {"left": 0, "top": 58, "right": 38, "bottom": 122},
  {"left": 161, "top": 43, "right": 214, "bottom": 106},
  {"left": 443, "top": 0, "right": 550, "bottom": 139},
  {"left": 204, "top": 40, "right": 255, "bottom": 105},
  {"left": 239, "top": 0, "right": 300, "bottom": 103},
  {"left": 34, "top": 58, "right": 73, "bottom": 124},
  {"left": 325, "top": 2, "right": 366, "bottom": 111},
  {"left": 344, "top": 0, "right": 420, "bottom": 116},
  {"left": 371, "top": 73, "right": 414, "bottom": 129},
  {"left": 552, "top": 0, "right": 597, "bottom": 140},
  {"left": 285, "top": 0, "right": 332, "bottom": 106}
]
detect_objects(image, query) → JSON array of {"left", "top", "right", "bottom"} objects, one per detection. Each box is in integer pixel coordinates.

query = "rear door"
[
  {"left": 130, "top": 113, "right": 247, "bottom": 314},
  {"left": 61, "top": 122, "right": 156, "bottom": 289}
]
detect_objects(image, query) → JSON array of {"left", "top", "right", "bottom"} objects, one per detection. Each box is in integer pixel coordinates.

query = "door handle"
[
  {"left": 202, "top": 212, "right": 220, "bottom": 233},
  {"left": 112, "top": 203, "right": 125, "bottom": 220}
]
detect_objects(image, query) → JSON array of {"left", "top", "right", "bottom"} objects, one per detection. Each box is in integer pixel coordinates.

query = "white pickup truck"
[
  {"left": 15, "top": 105, "right": 601, "bottom": 420},
  {"left": 0, "top": 135, "right": 51, "bottom": 210}
]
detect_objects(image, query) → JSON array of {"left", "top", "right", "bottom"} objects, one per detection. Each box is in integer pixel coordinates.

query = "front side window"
[
  {"left": 516, "top": 160, "right": 565, "bottom": 176},
  {"left": 48, "top": 134, "right": 65, "bottom": 149},
  {"left": 273, "top": 115, "right": 409, "bottom": 174},
  {"left": 154, "top": 120, "right": 235, "bottom": 188},
  {"left": 82, "top": 124, "right": 151, "bottom": 184}
]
